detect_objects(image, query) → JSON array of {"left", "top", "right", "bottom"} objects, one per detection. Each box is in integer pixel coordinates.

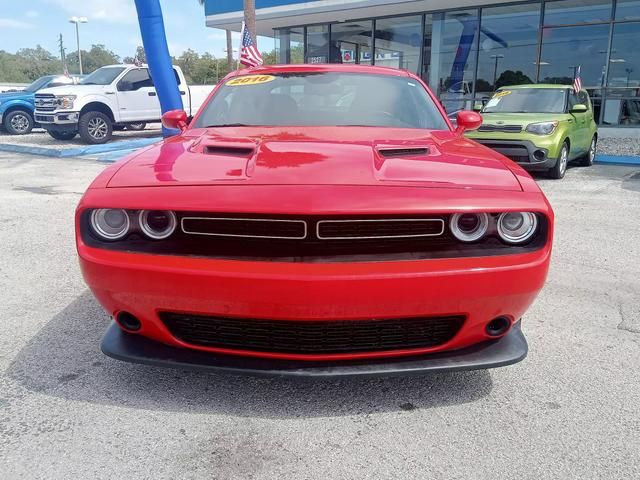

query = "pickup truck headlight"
[
  {"left": 525, "top": 121, "right": 558, "bottom": 135},
  {"left": 55, "top": 95, "right": 76, "bottom": 109}
]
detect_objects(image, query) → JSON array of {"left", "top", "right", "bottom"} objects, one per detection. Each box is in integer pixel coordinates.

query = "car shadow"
[{"left": 6, "top": 292, "right": 493, "bottom": 418}]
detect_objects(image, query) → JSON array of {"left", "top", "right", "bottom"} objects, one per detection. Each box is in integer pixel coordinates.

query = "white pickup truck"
[{"left": 34, "top": 64, "right": 214, "bottom": 144}]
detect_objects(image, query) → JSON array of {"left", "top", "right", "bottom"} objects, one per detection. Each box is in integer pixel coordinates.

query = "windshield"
[
  {"left": 80, "top": 67, "right": 126, "bottom": 85},
  {"left": 194, "top": 72, "right": 449, "bottom": 130},
  {"left": 24, "top": 76, "right": 54, "bottom": 93},
  {"left": 483, "top": 88, "right": 567, "bottom": 114}
]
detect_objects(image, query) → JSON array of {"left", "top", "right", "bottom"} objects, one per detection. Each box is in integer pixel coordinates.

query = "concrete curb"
[
  {"left": 595, "top": 154, "right": 640, "bottom": 166},
  {"left": 0, "top": 137, "right": 162, "bottom": 158}
]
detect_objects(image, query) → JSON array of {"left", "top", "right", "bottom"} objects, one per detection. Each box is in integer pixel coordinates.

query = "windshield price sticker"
[
  {"left": 493, "top": 90, "right": 512, "bottom": 98},
  {"left": 226, "top": 75, "right": 276, "bottom": 86}
]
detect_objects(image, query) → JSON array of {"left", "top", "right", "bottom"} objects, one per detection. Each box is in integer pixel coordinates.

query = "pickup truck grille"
[{"left": 34, "top": 94, "right": 57, "bottom": 112}]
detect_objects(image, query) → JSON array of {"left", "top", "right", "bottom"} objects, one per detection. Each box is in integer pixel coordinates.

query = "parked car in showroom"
[
  {"left": 34, "top": 64, "right": 214, "bottom": 144},
  {"left": 77, "top": 64, "right": 553, "bottom": 377},
  {"left": 466, "top": 85, "right": 598, "bottom": 179},
  {"left": 0, "top": 74, "right": 83, "bottom": 135}
]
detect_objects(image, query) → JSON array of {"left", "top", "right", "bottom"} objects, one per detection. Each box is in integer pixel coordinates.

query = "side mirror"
[
  {"left": 162, "top": 109, "right": 188, "bottom": 131},
  {"left": 455, "top": 110, "right": 483, "bottom": 133},
  {"left": 571, "top": 103, "right": 588, "bottom": 113}
]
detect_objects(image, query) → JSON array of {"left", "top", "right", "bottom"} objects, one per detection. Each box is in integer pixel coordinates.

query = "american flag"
[
  {"left": 573, "top": 66, "right": 582, "bottom": 93},
  {"left": 240, "top": 23, "right": 263, "bottom": 68}
]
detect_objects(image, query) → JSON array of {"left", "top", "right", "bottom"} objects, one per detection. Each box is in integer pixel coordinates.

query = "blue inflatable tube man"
[{"left": 133, "top": 0, "right": 183, "bottom": 137}]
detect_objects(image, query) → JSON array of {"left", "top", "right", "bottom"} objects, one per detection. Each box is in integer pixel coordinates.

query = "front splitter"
[{"left": 101, "top": 322, "right": 528, "bottom": 378}]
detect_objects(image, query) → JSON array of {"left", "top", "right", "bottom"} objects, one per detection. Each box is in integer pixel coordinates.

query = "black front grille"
[
  {"left": 160, "top": 312, "right": 465, "bottom": 354},
  {"left": 182, "top": 217, "right": 307, "bottom": 239},
  {"left": 81, "top": 211, "right": 548, "bottom": 262},
  {"left": 481, "top": 143, "right": 531, "bottom": 163},
  {"left": 478, "top": 124, "right": 523, "bottom": 133},
  {"left": 317, "top": 219, "right": 444, "bottom": 239}
]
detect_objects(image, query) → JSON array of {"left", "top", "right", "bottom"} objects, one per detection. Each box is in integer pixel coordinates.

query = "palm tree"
[
  {"left": 244, "top": 0, "right": 257, "bottom": 44},
  {"left": 197, "top": 0, "right": 234, "bottom": 70}
]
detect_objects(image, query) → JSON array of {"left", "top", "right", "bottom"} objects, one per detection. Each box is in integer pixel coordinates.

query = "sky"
[{"left": 0, "top": 0, "right": 269, "bottom": 59}]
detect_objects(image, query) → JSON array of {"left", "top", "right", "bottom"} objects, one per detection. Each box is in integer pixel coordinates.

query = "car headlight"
[
  {"left": 90, "top": 209, "right": 130, "bottom": 240},
  {"left": 450, "top": 213, "right": 489, "bottom": 242},
  {"left": 55, "top": 95, "right": 76, "bottom": 109},
  {"left": 497, "top": 212, "right": 538, "bottom": 244},
  {"left": 139, "top": 210, "right": 177, "bottom": 240},
  {"left": 525, "top": 121, "right": 558, "bottom": 135}
]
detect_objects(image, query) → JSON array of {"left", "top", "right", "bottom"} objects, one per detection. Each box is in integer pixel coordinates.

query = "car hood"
[
  {"left": 0, "top": 91, "right": 33, "bottom": 102},
  {"left": 475, "top": 112, "right": 567, "bottom": 128},
  {"left": 107, "top": 126, "right": 522, "bottom": 191},
  {"left": 36, "top": 84, "right": 105, "bottom": 96}
]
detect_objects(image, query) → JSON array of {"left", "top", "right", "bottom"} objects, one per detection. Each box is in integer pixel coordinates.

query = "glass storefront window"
[
  {"left": 429, "top": 10, "right": 479, "bottom": 114},
  {"left": 476, "top": 3, "right": 541, "bottom": 102},
  {"left": 603, "top": 21, "right": 640, "bottom": 125},
  {"left": 276, "top": 27, "right": 304, "bottom": 64},
  {"left": 306, "top": 25, "right": 330, "bottom": 63},
  {"left": 608, "top": 22, "right": 640, "bottom": 87},
  {"left": 331, "top": 21, "right": 372, "bottom": 65},
  {"left": 602, "top": 89, "right": 640, "bottom": 125},
  {"left": 374, "top": 16, "right": 422, "bottom": 74},
  {"left": 616, "top": 0, "right": 640, "bottom": 21},
  {"left": 544, "top": 0, "right": 613, "bottom": 25},
  {"left": 539, "top": 24, "right": 610, "bottom": 87}
]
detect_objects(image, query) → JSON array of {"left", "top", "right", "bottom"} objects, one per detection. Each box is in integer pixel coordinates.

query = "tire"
[
  {"left": 78, "top": 111, "right": 112, "bottom": 144},
  {"left": 579, "top": 136, "right": 597, "bottom": 167},
  {"left": 48, "top": 130, "right": 77, "bottom": 141},
  {"left": 4, "top": 110, "right": 34, "bottom": 135},
  {"left": 549, "top": 141, "right": 569, "bottom": 179},
  {"left": 126, "top": 122, "right": 146, "bottom": 131}
]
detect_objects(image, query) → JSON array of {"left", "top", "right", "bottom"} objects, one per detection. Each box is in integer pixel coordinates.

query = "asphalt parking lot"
[{"left": 0, "top": 151, "right": 639, "bottom": 479}]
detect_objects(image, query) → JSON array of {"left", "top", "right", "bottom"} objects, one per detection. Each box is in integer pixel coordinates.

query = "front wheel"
[
  {"left": 4, "top": 110, "right": 34, "bottom": 135},
  {"left": 548, "top": 142, "right": 569, "bottom": 179},
  {"left": 78, "top": 111, "right": 112, "bottom": 144},
  {"left": 579, "top": 136, "right": 597, "bottom": 167},
  {"left": 48, "top": 130, "right": 77, "bottom": 141}
]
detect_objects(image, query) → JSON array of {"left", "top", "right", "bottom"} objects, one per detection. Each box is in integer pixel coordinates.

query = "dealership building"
[{"left": 205, "top": 0, "right": 640, "bottom": 127}]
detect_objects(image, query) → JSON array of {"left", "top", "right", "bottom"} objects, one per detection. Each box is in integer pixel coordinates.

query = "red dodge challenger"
[{"left": 77, "top": 64, "right": 553, "bottom": 377}]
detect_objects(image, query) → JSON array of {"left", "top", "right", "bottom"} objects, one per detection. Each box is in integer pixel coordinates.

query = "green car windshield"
[{"left": 483, "top": 88, "right": 567, "bottom": 114}]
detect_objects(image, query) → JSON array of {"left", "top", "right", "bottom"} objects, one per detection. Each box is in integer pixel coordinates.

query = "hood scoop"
[
  {"left": 204, "top": 145, "right": 255, "bottom": 157},
  {"left": 378, "top": 147, "right": 430, "bottom": 158},
  {"left": 190, "top": 136, "right": 257, "bottom": 158}
]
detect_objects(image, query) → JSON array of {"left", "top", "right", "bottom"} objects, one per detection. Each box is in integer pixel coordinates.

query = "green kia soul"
[{"left": 466, "top": 84, "right": 598, "bottom": 179}]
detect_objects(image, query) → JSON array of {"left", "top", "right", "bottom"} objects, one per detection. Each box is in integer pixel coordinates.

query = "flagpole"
[{"left": 238, "top": 22, "right": 245, "bottom": 70}]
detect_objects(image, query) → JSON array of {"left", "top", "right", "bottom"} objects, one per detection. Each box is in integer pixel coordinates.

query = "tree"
[
  {"left": 244, "top": 0, "right": 257, "bottom": 44},
  {"left": 67, "top": 44, "right": 120, "bottom": 74},
  {"left": 124, "top": 46, "right": 147, "bottom": 64},
  {"left": 496, "top": 70, "right": 533, "bottom": 89},
  {"left": 14, "top": 46, "right": 59, "bottom": 79}
]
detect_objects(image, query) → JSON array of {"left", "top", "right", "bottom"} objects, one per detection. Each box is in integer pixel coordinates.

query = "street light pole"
[
  {"left": 69, "top": 16, "right": 88, "bottom": 75},
  {"left": 491, "top": 54, "right": 504, "bottom": 90}
]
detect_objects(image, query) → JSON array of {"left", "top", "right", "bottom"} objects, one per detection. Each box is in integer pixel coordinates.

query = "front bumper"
[
  {"left": 471, "top": 139, "right": 558, "bottom": 171},
  {"left": 80, "top": 241, "right": 550, "bottom": 362},
  {"left": 101, "top": 320, "right": 528, "bottom": 377},
  {"left": 34, "top": 111, "right": 79, "bottom": 128}
]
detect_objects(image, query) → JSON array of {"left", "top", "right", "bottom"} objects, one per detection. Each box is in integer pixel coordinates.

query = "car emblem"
[{"left": 496, "top": 121, "right": 505, "bottom": 125}]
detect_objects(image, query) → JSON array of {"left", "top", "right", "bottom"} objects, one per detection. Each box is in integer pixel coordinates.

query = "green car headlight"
[{"left": 525, "top": 121, "right": 558, "bottom": 135}]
